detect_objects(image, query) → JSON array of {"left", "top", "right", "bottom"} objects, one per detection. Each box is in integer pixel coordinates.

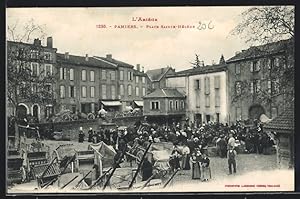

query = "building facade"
[
  {"left": 226, "top": 39, "right": 294, "bottom": 123},
  {"left": 143, "top": 88, "right": 186, "bottom": 124},
  {"left": 56, "top": 53, "right": 150, "bottom": 114},
  {"left": 166, "top": 64, "right": 228, "bottom": 126},
  {"left": 7, "top": 37, "right": 57, "bottom": 122}
]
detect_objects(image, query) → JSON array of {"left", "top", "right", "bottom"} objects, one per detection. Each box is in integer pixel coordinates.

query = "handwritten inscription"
[{"left": 197, "top": 21, "right": 214, "bottom": 30}]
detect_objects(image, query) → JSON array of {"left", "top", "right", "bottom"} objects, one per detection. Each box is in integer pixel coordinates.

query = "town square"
[{"left": 6, "top": 6, "right": 294, "bottom": 192}]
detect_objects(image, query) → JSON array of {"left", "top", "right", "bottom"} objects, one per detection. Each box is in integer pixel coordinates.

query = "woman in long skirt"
[
  {"left": 182, "top": 144, "right": 191, "bottom": 170},
  {"left": 191, "top": 151, "right": 201, "bottom": 179},
  {"left": 200, "top": 153, "right": 211, "bottom": 181}
]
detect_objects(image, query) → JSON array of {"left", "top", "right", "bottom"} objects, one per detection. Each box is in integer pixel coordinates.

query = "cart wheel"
[{"left": 87, "top": 113, "right": 95, "bottom": 120}]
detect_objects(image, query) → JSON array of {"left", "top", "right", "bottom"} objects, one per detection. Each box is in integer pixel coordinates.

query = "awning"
[
  {"left": 101, "top": 101, "right": 122, "bottom": 106},
  {"left": 134, "top": 100, "right": 144, "bottom": 107}
]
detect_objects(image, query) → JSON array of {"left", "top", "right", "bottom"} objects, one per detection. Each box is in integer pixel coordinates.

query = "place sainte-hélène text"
[{"left": 132, "top": 17, "right": 158, "bottom": 22}]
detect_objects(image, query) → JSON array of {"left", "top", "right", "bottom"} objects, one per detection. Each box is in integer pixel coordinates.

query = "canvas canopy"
[
  {"left": 260, "top": 114, "right": 272, "bottom": 124},
  {"left": 88, "top": 142, "right": 116, "bottom": 168}
]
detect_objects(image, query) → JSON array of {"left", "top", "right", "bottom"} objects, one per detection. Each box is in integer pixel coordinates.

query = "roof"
[
  {"left": 227, "top": 39, "right": 293, "bottom": 63},
  {"left": 146, "top": 67, "right": 174, "bottom": 82},
  {"left": 264, "top": 106, "right": 294, "bottom": 133},
  {"left": 143, "top": 88, "right": 185, "bottom": 99},
  {"left": 94, "top": 56, "right": 134, "bottom": 68},
  {"left": 7, "top": 40, "right": 57, "bottom": 50},
  {"left": 57, "top": 53, "right": 117, "bottom": 69},
  {"left": 166, "top": 64, "right": 227, "bottom": 78}
]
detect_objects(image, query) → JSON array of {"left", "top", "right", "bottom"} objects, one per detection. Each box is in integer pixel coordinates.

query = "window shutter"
[
  {"left": 68, "top": 86, "right": 71, "bottom": 97},
  {"left": 268, "top": 80, "right": 271, "bottom": 94},
  {"left": 74, "top": 86, "right": 76, "bottom": 97},
  {"left": 257, "top": 80, "right": 261, "bottom": 92},
  {"left": 250, "top": 63, "right": 254, "bottom": 72},
  {"left": 257, "top": 60, "right": 261, "bottom": 71}
]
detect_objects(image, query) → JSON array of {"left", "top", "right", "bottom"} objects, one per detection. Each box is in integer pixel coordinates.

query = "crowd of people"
[{"left": 78, "top": 118, "right": 276, "bottom": 181}]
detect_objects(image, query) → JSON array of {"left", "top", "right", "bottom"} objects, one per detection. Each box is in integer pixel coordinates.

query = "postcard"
[{"left": 6, "top": 6, "right": 295, "bottom": 194}]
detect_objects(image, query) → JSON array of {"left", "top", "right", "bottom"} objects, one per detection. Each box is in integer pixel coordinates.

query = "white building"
[{"left": 166, "top": 64, "right": 228, "bottom": 126}]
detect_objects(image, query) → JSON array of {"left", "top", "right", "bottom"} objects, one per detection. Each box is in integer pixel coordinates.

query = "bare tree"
[
  {"left": 230, "top": 6, "right": 294, "bottom": 45},
  {"left": 7, "top": 19, "right": 56, "bottom": 148}
]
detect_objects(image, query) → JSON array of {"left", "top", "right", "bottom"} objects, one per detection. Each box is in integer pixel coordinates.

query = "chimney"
[
  {"left": 142, "top": 66, "right": 144, "bottom": 72},
  {"left": 235, "top": 51, "right": 240, "bottom": 55},
  {"left": 136, "top": 64, "right": 140, "bottom": 71},
  {"left": 65, "top": 52, "right": 69, "bottom": 59},
  {"left": 161, "top": 68, "right": 164, "bottom": 74},
  {"left": 106, "top": 54, "right": 112, "bottom": 60},
  {"left": 33, "top": 38, "right": 41, "bottom": 46},
  {"left": 85, "top": 54, "right": 89, "bottom": 61},
  {"left": 47, "top": 37, "right": 53, "bottom": 48}
]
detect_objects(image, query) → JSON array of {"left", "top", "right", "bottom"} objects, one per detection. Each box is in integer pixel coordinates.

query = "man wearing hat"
[
  {"left": 88, "top": 127, "right": 93, "bottom": 142},
  {"left": 78, "top": 127, "right": 85, "bottom": 143},
  {"left": 227, "top": 132, "right": 236, "bottom": 150}
]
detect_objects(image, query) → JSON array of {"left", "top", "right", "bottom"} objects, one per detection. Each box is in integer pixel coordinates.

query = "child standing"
[{"left": 227, "top": 146, "right": 237, "bottom": 174}]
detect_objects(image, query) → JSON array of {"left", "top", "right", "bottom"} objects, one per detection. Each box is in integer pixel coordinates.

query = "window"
[
  {"left": 120, "top": 70, "right": 124, "bottom": 80},
  {"left": 44, "top": 52, "right": 52, "bottom": 61},
  {"left": 111, "top": 85, "right": 116, "bottom": 99},
  {"left": 268, "top": 58, "right": 274, "bottom": 70},
  {"left": 250, "top": 82, "right": 254, "bottom": 94},
  {"left": 128, "top": 71, "right": 133, "bottom": 81},
  {"left": 272, "top": 79, "right": 280, "bottom": 94},
  {"left": 102, "top": 85, "right": 107, "bottom": 99},
  {"left": 135, "top": 76, "right": 139, "bottom": 83},
  {"left": 31, "top": 62, "right": 39, "bottom": 76},
  {"left": 235, "top": 64, "right": 240, "bottom": 74},
  {"left": 90, "top": 86, "right": 95, "bottom": 98},
  {"left": 142, "top": 77, "right": 145, "bottom": 83},
  {"left": 69, "top": 86, "right": 75, "bottom": 98},
  {"left": 255, "top": 80, "right": 261, "bottom": 93},
  {"left": 120, "top": 84, "right": 124, "bottom": 96},
  {"left": 169, "top": 100, "right": 173, "bottom": 110},
  {"left": 180, "top": 100, "right": 185, "bottom": 109},
  {"left": 90, "top": 71, "right": 95, "bottom": 82},
  {"left": 251, "top": 60, "right": 261, "bottom": 72},
  {"left": 142, "top": 87, "right": 146, "bottom": 96},
  {"left": 271, "top": 107, "right": 278, "bottom": 118},
  {"left": 81, "top": 86, "right": 87, "bottom": 98},
  {"left": 205, "top": 95, "right": 210, "bottom": 107},
  {"left": 215, "top": 89, "right": 220, "bottom": 107},
  {"left": 151, "top": 101, "right": 160, "bottom": 110},
  {"left": 268, "top": 80, "right": 272, "bottom": 94},
  {"left": 60, "top": 68, "right": 63, "bottom": 79},
  {"left": 135, "top": 87, "right": 139, "bottom": 97},
  {"left": 204, "top": 77, "right": 210, "bottom": 94},
  {"left": 216, "top": 113, "right": 220, "bottom": 123},
  {"left": 45, "top": 64, "right": 53, "bottom": 76},
  {"left": 236, "top": 107, "right": 242, "bottom": 120},
  {"left": 196, "top": 93, "right": 200, "bottom": 108},
  {"left": 82, "top": 70, "right": 87, "bottom": 81},
  {"left": 274, "top": 57, "right": 280, "bottom": 67},
  {"left": 63, "top": 68, "right": 67, "bottom": 79},
  {"left": 31, "top": 84, "right": 37, "bottom": 93},
  {"left": 111, "top": 71, "right": 116, "bottom": 80},
  {"left": 128, "top": 85, "right": 132, "bottom": 96},
  {"left": 102, "top": 69, "right": 106, "bottom": 80},
  {"left": 69, "top": 68, "right": 74, "bottom": 80},
  {"left": 214, "top": 76, "right": 220, "bottom": 89},
  {"left": 235, "top": 81, "right": 242, "bottom": 95},
  {"left": 60, "top": 85, "right": 65, "bottom": 98},
  {"left": 175, "top": 100, "right": 179, "bottom": 110},
  {"left": 30, "top": 50, "right": 39, "bottom": 59},
  {"left": 195, "top": 79, "right": 200, "bottom": 90}
]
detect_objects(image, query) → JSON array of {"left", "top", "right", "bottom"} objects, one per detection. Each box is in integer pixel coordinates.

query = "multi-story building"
[
  {"left": 166, "top": 64, "right": 228, "bottom": 126},
  {"left": 143, "top": 88, "right": 186, "bottom": 124},
  {"left": 226, "top": 39, "right": 294, "bottom": 123},
  {"left": 56, "top": 53, "right": 118, "bottom": 114},
  {"left": 146, "top": 67, "right": 175, "bottom": 91},
  {"left": 56, "top": 53, "right": 150, "bottom": 114},
  {"left": 7, "top": 37, "right": 57, "bottom": 121},
  {"left": 94, "top": 54, "right": 149, "bottom": 111}
]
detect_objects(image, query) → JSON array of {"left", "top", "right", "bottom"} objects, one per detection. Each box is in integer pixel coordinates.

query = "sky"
[{"left": 7, "top": 7, "right": 252, "bottom": 72}]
